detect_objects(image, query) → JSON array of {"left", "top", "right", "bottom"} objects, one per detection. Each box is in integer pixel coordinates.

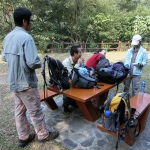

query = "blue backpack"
[{"left": 71, "top": 67, "right": 99, "bottom": 88}]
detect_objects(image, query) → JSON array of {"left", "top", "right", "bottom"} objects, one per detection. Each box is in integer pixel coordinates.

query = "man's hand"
[
  {"left": 78, "top": 57, "right": 84, "bottom": 65},
  {"left": 133, "top": 63, "right": 142, "bottom": 68}
]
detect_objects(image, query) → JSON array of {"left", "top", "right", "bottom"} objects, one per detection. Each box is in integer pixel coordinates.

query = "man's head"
[
  {"left": 131, "top": 34, "right": 142, "bottom": 46},
  {"left": 95, "top": 48, "right": 106, "bottom": 56},
  {"left": 13, "top": 7, "right": 33, "bottom": 31},
  {"left": 70, "top": 45, "right": 82, "bottom": 58}
]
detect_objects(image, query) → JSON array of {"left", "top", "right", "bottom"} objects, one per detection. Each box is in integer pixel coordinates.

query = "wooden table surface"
[{"left": 63, "top": 82, "right": 115, "bottom": 102}]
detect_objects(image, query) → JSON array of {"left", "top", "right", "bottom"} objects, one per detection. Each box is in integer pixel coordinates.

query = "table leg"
[
  {"left": 75, "top": 91, "right": 109, "bottom": 122},
  {"left": 76, "top": 100, "right": 100, "bottom": 122}
]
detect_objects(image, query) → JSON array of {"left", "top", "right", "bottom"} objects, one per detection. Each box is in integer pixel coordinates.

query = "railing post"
[
  {"left": 62, "top": 41, "right": 64, "bottom": 53},
  {"left": 101, "top": 41, "right": 104, "bottom": 48},
  {"left": 117, "top": 41, "right": 121, "bottom": 51},
  {"left": 128, "top": 41, "right": 130, "bottom": 50},
  {"left": 82, "top": 41, "right": 85, "bottom": 52}
]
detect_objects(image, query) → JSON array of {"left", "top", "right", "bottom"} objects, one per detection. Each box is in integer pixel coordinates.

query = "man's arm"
[
  {"left": 124, "top": 50, "right": 131, "bottom": 66},
  {"left": 141, "top": 50, "right": 148, "bottom": 67},
  {"left": 1, "top": 46, "right": 7, "bottom": 62},
  {"left": 62, "top": 58, "right": 73, "bottom": 75},
  {"left": 24, "top": 38, "right": 42, "bottom": 69},
  {"left": 134, "top": 49, "right": 148, "bottom": 68}
]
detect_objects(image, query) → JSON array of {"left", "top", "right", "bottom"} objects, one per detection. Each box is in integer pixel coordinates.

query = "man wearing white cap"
[{"left": 124, "top": 34, "right": 148, "bottom": 96}]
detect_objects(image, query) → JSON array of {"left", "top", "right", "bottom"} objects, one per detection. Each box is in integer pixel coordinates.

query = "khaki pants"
[
  {"left": 124, "top": 75, "right": 141, "bottom": 96},
  {"left": 13, "top": 88, "right": 49, "bottom": 140}
]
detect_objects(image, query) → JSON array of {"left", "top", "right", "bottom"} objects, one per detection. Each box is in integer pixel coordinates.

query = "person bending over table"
[{"left": 86, "top": 48, "right": 106, "bottom": 69}]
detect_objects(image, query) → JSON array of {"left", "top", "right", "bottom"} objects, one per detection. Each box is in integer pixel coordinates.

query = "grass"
[{"left": 0, "top": 51, "right": 150, "bottom": 150}]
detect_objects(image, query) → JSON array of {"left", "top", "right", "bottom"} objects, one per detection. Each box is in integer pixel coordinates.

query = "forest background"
[
  {"left": 0, "top": 0, "right": 150, "bottom": 52},
  {"left": 1, "top": 1, "right": 150, "bottom": 149}
]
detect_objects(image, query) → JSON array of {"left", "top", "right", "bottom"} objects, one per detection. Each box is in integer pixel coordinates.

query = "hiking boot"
[
  {"left": 38, "top": 131, "right": 59, "bottom": 142},
  {"left": 64, "top": 106, "right": 71, "bottom": 114},
  {"left": 70, "top": 101, "right": 78, "bottom": 108},
  {"left": 70, "top": 103, "right": 78, "bottom": 108},
  {"left": 18, "top": 133, "right": 35, "bottom": 148}
]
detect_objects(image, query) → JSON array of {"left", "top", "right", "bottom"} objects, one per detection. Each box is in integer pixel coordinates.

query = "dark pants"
[{"left": 62, "top": 95, "right": 76, "bottom": 107}]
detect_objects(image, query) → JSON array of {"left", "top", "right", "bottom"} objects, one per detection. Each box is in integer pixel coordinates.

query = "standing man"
[
  {"left": 124, "top": 34, "right": 148, "bottom": 96},
  {"left": 1, "top": 7, "right": 59, "bottom": 147},
  {"left": 62, "top": 45, "right": 84, "bottom": 114}
]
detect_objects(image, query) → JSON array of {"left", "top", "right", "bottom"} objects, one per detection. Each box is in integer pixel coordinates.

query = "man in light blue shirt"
[
  {"left": 1, "top": 7, "right": 59, "bottom": 147},
  {"left": 124, "top": 34, "right": 148, "bottom": 96}
]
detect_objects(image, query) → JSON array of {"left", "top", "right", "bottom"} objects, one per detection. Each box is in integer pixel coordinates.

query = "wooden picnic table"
[{"left": 47, "top": 76, "right": 130, "bottom": 122}]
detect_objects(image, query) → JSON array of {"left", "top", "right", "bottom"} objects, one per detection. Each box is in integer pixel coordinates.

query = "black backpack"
[
  {"left": 96, "top": 56, "right": 110, "bottom": 71},
  {"left": 41, "top": 55, "right": 70, "bottom": 92},
  {"left": 97, "top": 61, "right": 129, "bottom": 84}
]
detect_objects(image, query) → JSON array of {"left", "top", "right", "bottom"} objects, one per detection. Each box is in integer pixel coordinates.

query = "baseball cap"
[{"left": 131, "top": 34, "right": 142, "bottom": 45}]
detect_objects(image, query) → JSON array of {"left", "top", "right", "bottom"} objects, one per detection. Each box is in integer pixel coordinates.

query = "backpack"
[
  {"left": 71, "top": 66, "right": 99, "bottom": 89},
  {"left": 97, "top": 61, "right": 129, "bottom": 84},
  {"left": 41, "top": 55, "right": 70, "bottom": 92},
  {"left": 96, "top": 56, "right": 110, "bottom": 71},
  {"left": 99, "top": 92, "right": 139, "bottom": 149}
]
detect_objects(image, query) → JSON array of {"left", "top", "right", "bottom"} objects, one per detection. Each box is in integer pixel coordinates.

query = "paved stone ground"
[
  {"left": 1, "top": 56, "right": 150, "bottom": 150},
  {"left": 37, "top": 95, "right": 150, "bottom": 150}
]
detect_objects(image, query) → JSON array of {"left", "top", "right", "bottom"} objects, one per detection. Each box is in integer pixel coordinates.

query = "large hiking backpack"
[
  {"left": 97, "top": 61, "right": 129, "bottom": 84},
  {"left": 71, "top": 66, "right": 99, "bottom": 88},
  {"left": 99, "top": 92, "right": 139, "bottom": 149},
  {"left": 96, "top": 56, "right": 110, "bottom": 71},
  {"left": 41, "top": 55, "right": 70, "bottom": 92}
]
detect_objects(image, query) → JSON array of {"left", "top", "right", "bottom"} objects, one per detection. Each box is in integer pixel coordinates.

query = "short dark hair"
[
  {"left": 94, "top": 48, "right": 104, "bottom": 54},
  {"left": 70, "top": 45, "right": 81, "bottom": 56},
  {"left": 13, "top": 7, "right": 32, "bottom": 26}
]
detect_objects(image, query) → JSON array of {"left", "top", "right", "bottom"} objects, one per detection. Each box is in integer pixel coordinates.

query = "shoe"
[
  {"left": 70, "top": 103, "right": 78, "bottom": 108},
  {"left": 64, "top": 106, "right": 71, "bottom": 114},
  {"left": 18, "top": 133, "right": 35, "bottom": 148},
  {"left": 70, "top": 101, "right": 79, "bottom": 108},
  {"left": 38, "top": 131, "right": 59, "bottom": 142}
]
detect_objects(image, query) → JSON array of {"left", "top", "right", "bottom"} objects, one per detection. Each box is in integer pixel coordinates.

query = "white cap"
[{"left": 131, "top": 34, "right": 142, "bottom": 45}]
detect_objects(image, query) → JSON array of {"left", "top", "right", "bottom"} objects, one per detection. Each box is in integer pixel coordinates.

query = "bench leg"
[
  {"left": 97, "top": 124, "right": 136, "bottom": 146},
  {"left": 137, "top": 104, "right": 150, "bottom": 133},
  {"left": 43, "top": 97, "right": 58, "bottom": 110},
  {"left": 124, "top": 127, "right": 136, "bottom": 146},
  {"left": 98, "top": 91, "right": 109, "bottom": 106}
]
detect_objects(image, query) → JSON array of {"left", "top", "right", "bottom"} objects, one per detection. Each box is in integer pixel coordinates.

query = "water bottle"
[
  {"left": 105, "top": 110, "right": 112, "bottom": 117},
  {"left": 140, "top": 80, "right": 146, "bottom": 94},
  {"left": 104, "top": 110, "right": 112, "bottom": 130},
  {"left": 81, "top": 62, "right": 85, "bottom": 67},
  {"left": 90, "top": 70, "right": 93, "bottom": 76}
]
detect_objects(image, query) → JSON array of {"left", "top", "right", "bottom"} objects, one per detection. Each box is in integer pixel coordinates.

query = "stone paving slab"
[{"left": 40, "top": 95, "right": 150, "bottom": 150}]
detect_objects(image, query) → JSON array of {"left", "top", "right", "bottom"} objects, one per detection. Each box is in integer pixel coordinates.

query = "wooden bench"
[
  {"left": 39, "top": 90, "right": 58, "bottom": 110},
  {"left": 97, "top": 93, "right": 150, "bottom": 146}
]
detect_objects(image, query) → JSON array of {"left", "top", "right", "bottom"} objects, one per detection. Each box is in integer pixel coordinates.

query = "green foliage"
[
  {"left": 133, "top": 15, "right": 150, "bottom": 37},
  {"left": 0, "top": 0, "right": 150, "bottom": 49}
]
